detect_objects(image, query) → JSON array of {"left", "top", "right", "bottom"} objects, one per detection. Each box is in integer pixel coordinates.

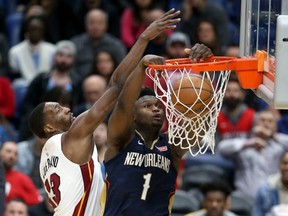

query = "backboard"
[{"left": 240, "top": 0, "right": 288, "bottom": 109}]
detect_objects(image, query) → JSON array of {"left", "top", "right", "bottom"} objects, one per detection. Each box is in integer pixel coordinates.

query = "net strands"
[{"left": 145, "top": 66, "right": 231, "bottom": 156}]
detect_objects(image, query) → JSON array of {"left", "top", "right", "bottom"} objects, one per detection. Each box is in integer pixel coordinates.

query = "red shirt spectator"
[
  {"left": 120, "top": 8, "right": 147, "bottom": 49},
  {"left": 0, "top": 141, "right": 42, "bottom": 206},
  {"left": 5, "top": 169, "right": 43, "bottom": 206},
  {"left": 0, "top": 77, "right": 15, "bottom": 118}
]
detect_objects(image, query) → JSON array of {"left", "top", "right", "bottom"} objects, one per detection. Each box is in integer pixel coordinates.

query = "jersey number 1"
[{"left": 141, "top": 173, "right": 152, "bottom": 200}]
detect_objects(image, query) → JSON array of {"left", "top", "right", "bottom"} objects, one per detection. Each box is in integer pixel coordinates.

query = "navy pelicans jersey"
[
  {"left": 39, "top": 133, "right": 104, "bottom": 216},
  {"left": 102, "top": 131, "right": 177, "bottom": 216}
]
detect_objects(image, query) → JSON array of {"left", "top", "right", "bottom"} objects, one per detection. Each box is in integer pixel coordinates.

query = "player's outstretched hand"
[
  {"left": 141, "top": 8, "right": 181, "bottom": 41},
  {"left": 184, "top": 43, "right": 213, "bottom": 62},
  {"left": 142, "top": 55, "right": 165, "bottom": 67}
]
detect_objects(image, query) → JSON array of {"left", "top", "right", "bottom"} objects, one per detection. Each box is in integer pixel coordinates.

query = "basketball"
[{"left": 170, "top": 74, "right": 214, "bottom": 118}]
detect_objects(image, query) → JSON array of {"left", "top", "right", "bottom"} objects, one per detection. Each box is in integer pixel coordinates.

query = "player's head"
[
  {"left": 29, "top": 102, "right": 75, "bottom": 139},
  {"left": 134, "top": 87, "right": 164, "bottom": 130},
  {"left": 200, "top": 181, "right": 232, "bottom": 216}
]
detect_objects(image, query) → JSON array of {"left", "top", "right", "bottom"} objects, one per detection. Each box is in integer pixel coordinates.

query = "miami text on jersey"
[{"left": 42, "top": 156, "right": 59, "bottom": 179}]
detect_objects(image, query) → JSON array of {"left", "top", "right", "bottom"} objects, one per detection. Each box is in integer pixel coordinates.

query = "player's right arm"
[
  {"left": 62, "top": 9, "right": 180, "bottom": 163},
  {"left": 105, "top": 55, "right": 165, "bottom": 162}
]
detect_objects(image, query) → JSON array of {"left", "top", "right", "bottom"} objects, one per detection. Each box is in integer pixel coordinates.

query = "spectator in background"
[
  {"left": 178, "top": 0, "right": 229, "bottom": 53},
  {"left": 0, "top": 34, "right": 9, "bottom": 76},
  {"left": 15, "top": 135, "right": 46, "bottom": 191},
  {"left": 34, "top": 0, "right": 77, "bottom": 43},
  {"left": 218, "top": 109, "right": 288, "bottom": 199},
  {"left": 185, "top": 181, "right": 238, "bottom": 216},
  {"left": 0, "top": 77, "right": 16, "bottom": 119},
  {"left": 73, "top": 74, "right": 107, "bottom": 116},
  {"left": 73, "top": 0, "right": 121, "bottom": 38},
  {"left": 8, "top": 15, "right": 56, "bottom": 85},
  {"left": 24, "top": 4, "right": 44, "bottom": 19},
  {"left": 1, "top": 141, "right": 42, "bottom": 206},
  {"left": 120, "top": 0, "right": 157, "bottom": 49},
  {"left": 3, "top": 199, "right": 29, "bottom": 216},
  {"left": 216, "top": 74, "right": 256, "bottom": 144},
  {"left": 0, "top": 114, "right": 17, "bottom": 145},
  {"left": 18, "top": 4, "right": 45, "bottom": 44},
  {"left": 252, "top": 151, "right": 288, "bottom": 216},
  {"left": 18, "top": 40, "right": 77, "bottom": 141},
  {"left": 90, "top": 48, "right": 118, "bottom": 83},
  {"left": 71, "top": 9, "right": 126, "bottom": 82},
  {"left": 164, "top": 31, "right": 191, "bottom": 59},
  {"left": 195, "top": 19, "right": 225, "bottom": 55},
  {"left": 29, "top": 194, "right": 53, "bottom": 216},
  {"left": 0, "top": 160, "right": 5, "bottom": 216}
]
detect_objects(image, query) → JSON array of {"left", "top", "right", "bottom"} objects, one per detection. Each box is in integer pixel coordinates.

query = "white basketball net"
[{"left": 145, "top": 66, "right": 231, "bottom": 156}]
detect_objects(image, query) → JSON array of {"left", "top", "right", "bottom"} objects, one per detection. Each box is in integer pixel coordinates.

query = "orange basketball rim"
[{"left": 148, "top": 50, "right": 272, "bottom": 90}]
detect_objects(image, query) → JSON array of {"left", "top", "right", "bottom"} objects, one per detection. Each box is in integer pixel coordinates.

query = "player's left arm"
[{"left": 105, "top": 55, "right": 165, "bottom": 162}]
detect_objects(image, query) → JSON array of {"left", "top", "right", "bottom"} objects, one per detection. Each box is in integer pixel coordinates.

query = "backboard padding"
[{"left": 240, "top": 0, "right": 288, "bottom": 109}]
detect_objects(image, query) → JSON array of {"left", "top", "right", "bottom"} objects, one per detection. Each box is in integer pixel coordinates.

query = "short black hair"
[
  {"left": 138, "top": 87, "right": 156, "bottom": 99},
  {"left": 200, "top": 181, "right": 232, "bottom": 198},
  {"left": 24, "top": 15, "right": 45, "bottom": 32},
  {"left": 29, "top": 102, "right": 47, "bottom": 139}
]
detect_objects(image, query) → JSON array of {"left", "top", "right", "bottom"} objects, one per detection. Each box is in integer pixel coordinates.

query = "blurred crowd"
[{"left": 0, "top": 0, "right": 288, "bottom": 216}]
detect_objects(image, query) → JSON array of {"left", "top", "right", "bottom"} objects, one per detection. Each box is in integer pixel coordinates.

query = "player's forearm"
[
  {"left": 108, "top": 35, "right": 149, "bottom": 88},
  {"left": 117, "top": 61, "right": 147, "bottom": 112}
]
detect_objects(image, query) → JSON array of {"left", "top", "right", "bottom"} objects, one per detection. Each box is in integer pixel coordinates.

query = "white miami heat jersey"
[{"left": 39, "top": 133, "right": 104, "bottom": 216}]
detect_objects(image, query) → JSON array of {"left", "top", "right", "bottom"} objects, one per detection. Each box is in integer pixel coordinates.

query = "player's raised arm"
[
  {"left": 105, "top": 55, "right": 165, "bottom": 161},
  {"left": 68, "top": 9, "right": 180, "bottom": 138}
]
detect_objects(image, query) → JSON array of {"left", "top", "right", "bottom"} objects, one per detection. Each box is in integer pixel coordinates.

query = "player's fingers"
[
  {"left": 160, "top": 8, "right": 175, "bottom": 18},
  {"left": 159, "top": 15, "right": 181, "bottom": 28},
  {"left": 161, "top": 9, "right": 181, "bottom": 21},
  {"left": 189, "top": 44, "right": 202, "bottom": 61},
  {"left": 189, "top": 44, "right": 213, "bottom": 61},
  {"left": 184, "top": 48, "right": 191, "bottom": 54},
  {"left": 199, "top": 49, "right": 213, "bottom": 61}
]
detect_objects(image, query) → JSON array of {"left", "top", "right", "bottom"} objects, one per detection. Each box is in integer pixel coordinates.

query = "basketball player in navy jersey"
[
  {"left": 28, "top": 9, "right": 182, "bottom": 216},
  {"left": 102, "top": 46, "right": 213, "bottom": 215}
]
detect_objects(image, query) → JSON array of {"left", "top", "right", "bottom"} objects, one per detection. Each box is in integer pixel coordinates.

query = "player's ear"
[{"left": 44, "top": 124, "right": 57, "bottom": 135}]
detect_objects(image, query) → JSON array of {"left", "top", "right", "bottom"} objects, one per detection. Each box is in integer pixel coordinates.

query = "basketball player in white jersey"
[{"left": 28, "top": 9, "right": 182, "bottom": 216}]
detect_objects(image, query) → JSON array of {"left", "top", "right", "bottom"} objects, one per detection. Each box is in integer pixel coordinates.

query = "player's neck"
[{"left": 135, "top": 128, "right": 159, "bottom": 146}]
